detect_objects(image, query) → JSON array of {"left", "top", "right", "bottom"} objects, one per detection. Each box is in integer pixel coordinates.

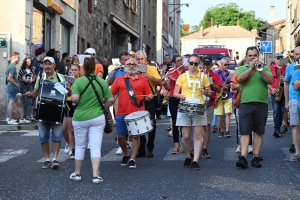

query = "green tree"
[{"left": 199, "top": 3, "right": 266, "bottom": 31}]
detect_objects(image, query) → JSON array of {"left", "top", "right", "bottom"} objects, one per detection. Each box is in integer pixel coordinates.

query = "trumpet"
[{"left": 255, "top": 62, "right": 264, "bottom": 71}]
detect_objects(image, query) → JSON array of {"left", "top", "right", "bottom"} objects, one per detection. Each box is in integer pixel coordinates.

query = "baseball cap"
[
  {"left": 84, "top": 48, "right": 96, "bottom": 55},
  {"left": 43, "top": 56, "right": 55, "bottom": 63},
  {"left": 184, "top": 51, "right": 191, "bottom": 56},
  {"left": 201, "top": 57, "right": 212, "bottom": 64},
  {"left": 274, "top": 52, "right": 283, "bottom": 57}
]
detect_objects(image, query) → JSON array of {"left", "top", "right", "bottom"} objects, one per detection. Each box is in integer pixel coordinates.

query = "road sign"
[
  {"left": 0, "top": 38, "right": 7, "bottom": 48},
  {"left": 260, "top": 41, "right": 272, "bottom": 53}
]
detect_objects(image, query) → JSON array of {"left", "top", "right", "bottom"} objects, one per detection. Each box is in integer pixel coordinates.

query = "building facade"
[{"left": 0, "top": 0, "right": 78, "bottom": 119}]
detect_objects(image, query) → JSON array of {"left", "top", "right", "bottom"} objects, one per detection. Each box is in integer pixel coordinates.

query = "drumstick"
[
  {"left": 16, "top": 93, "right": 27, "bottom": 98},
  {"left": 136, "top": 94, "right": 157, "bottom": 97}
]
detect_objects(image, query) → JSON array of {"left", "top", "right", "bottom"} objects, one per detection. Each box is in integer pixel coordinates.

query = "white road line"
[
  {"left": 163, "top": 147, "right": 186, "bottom": 161},
  {"left": 101, "top": 148, "right": 126, "bottom": 161},
  {"left": 0, "top": 149, "right": 29, "bottom": 163},
  {"left": 36, "top": 149, "right": 70, "bottom": 162}
]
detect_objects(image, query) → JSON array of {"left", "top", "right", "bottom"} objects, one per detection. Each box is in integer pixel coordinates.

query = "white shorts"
[
  {"left": 176, "top": 112, "right": 207, "bottom": 127},
  {"left": 289, "top": 99, "right": 300, "bottom": 126}
]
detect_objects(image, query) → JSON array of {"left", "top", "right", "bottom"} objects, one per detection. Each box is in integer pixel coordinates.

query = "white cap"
[
  {"left": 84, "top": 48, "right": 96, "bottom": 55},
  {"left": 43, "top": 56, "right": 55, "bottom": 63},
  {"left": 184, "top": 51, "right": 191, "bottom": 56}
]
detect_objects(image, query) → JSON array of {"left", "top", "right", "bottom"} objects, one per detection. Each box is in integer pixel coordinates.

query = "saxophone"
[
  {"left": 215, "top": 73, "right": 230, "bottom": 107},
  {"left": 275, "top": 66, "right": 284, "bottom": 102}
]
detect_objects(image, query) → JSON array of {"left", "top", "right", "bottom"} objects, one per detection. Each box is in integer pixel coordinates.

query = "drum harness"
[
  {"left": 185, "top": 71, "right": 207, "bottom": 103},
  {"left": 124, "top": 78, "right": 144, "bottom": 110}
]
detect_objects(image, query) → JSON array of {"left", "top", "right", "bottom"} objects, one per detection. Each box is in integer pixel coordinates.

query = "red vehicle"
[{"left": 193, "top": 45, "right": 232, "bottom": 61}]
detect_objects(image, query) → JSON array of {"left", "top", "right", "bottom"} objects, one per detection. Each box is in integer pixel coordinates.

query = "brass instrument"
[
  {"left": 285, "top": 52, "right": 294, "bottom": 64},
  {"left": 215, "top": 73, "right": 230, "bottom": 107},
  {"left": 275, "top": 65, "right": 284, "bottom": 102},
  {"left": 255, "top": 62, "right": 264, "bottom": 71}
]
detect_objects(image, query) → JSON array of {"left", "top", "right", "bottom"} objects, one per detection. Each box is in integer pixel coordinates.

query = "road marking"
[
  {"left": 36, "top": 149, "right": 69, "bottom": 162},
  {"left": 163, "top": 147, "right": 186, "bottom": 161},
  {"left": 101, "top": 148, "right": 125, "bottom": 161},
  {"left": 21, "top": 131, "right": 39, "bottom": 136},
  {"left": 0, "top": 149, "right": 28, "bottom": 163}
]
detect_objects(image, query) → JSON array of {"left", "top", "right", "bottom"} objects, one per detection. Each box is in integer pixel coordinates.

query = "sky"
[{"left": 180, "top": 0, "right": 286, "bottom": 27}]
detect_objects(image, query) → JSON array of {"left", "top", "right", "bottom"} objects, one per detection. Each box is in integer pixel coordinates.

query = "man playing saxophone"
[
  {"left": 214, "top": 57, "right": 233, "bottom": 138},
  {"left": 268, "top": 53, "right": 288, "bottom": 138}
]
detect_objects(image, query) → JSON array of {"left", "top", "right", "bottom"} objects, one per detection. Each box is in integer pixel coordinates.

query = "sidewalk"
[{"left": 0, "top": 120, "right": 38, "bottom": 131}]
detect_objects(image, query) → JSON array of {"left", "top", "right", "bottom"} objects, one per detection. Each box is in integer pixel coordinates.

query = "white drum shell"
[{"left": 124, "top": 111, "right": 153, "bottom": 136}]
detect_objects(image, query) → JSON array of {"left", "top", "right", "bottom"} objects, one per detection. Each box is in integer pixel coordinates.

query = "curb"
[{"left": 0, "top": 124, "right": 38, "bottom": 131}]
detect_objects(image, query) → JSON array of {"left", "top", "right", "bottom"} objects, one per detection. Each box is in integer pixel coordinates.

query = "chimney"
[
  {"left": 251, "top": 29, "right": 257, "bottom": 36},
  {"left": 237, "top": 18, "right": 240, "bottom": 26},
  {"left": 269, "top": 6, "right": 275, "bottom": 23},
  {"left": 200, "top": 26, "right": 204, "bottom": 38},
  {"left": 210, "top": 18, "right": 214, "bottom": 27}
]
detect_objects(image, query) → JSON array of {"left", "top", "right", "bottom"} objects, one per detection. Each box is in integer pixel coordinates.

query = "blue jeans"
[
  {"left": 270, "top": 94, "right": 285, "bottom": 133},
  {"left": 38, "top": 121, "right": 62, "bottom": 143},
  {"left": 211, "top": 114, "right": 219, "bottom": 126}
]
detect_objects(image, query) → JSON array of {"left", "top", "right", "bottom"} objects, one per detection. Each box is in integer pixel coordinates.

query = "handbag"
[
  {"left": 234, "top": 69, "right": 256, "bottom": 108},
  {"left": 81, "top": 75, "right": 113, "bottom": 134}
]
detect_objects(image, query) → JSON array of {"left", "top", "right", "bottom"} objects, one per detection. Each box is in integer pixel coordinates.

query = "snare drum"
[
  {"left": 36, "top": 81, "right": 66, "bottom": 124},
  {"left": 178, "top": 101, "right": 205, "bottom": 115},
  {"left": 124, "top": 111, "right": 153, "bottom": 136}
]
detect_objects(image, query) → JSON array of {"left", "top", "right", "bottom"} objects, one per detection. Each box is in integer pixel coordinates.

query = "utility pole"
[{"left": 139, "top": 0, "right": 143, "bottom": 50}]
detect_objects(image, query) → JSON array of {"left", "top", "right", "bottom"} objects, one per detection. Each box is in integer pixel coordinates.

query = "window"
[
  {"left": 88, "top": 0, "right": 92, "bottom": 13},
  {"left": 32, "top": 7, "right": 44, "bottom": 52},
  {"left": 132, "top": 0, "right": 137, "bottom": 13},
  {"left": 60, "top": 23, "right": 70, "bottom": 53}
]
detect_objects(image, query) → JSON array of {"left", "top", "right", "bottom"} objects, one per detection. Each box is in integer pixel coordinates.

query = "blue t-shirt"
[
  {"left": 291, "top": 69, "right": 300, "bottom": 109},
  {"left": 284, "top": 62, "right": 298, "bottom": 100},
  {"left": 32, "top": 57, "right": 42, "bottom": 75},
  {"left": 107, "top": 67, "right": 125, "bottom": 81}
]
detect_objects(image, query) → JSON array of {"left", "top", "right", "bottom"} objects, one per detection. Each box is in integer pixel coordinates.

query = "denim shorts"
[
  {"left": 116, "top": 115, "right": 128, "bottom": 135},
  {"left": 6, "top": 85, "right": 19, "bottom": 101},
  {"left": 38, "top": 121, "right": 62, "bottom": 143}
]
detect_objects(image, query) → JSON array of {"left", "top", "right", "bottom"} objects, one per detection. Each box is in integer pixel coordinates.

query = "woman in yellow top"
[
  {"left": 173, "top": 54, "right": 210, "bottom": 170},
  {"left": 62, "top": 64, "right": 80, "bottom": 159}
]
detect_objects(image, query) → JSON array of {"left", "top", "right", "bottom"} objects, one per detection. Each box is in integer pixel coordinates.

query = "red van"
[{"left": 193, "top": 45, "right": 232, "bottom": 61}]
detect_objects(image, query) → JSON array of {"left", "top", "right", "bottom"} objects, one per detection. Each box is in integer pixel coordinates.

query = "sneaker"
[
  {"left": 51, "top": 160, "right": 60, "bottom": 169},
  {"left": 251, "top": 157, "right": 262, "bottom": 168},
  {"left": 184, "top": 157, "right": 192, "bottom": 168},
  {"left": 273, "top": 132, "right": 282, "bottom": 138},
  {"left": 289, "top": 144, "right": 296, "bottom": 153},
  {"left": 19, "top": 119, "right": 31, "bottom": 123},
  {"left": 218, "top": 132, "right": 224, "bottom": 137},
  {"left": 69, "top": 150, "right": 75, "bottom": 160},
  {"left": 6, "top": 118, "right": 16, "bottom": 122},
  {"left": 64, "top": 143, "right": 70, "bottom": 154},
  {"left": 224, "top": 131, "right": 231, "bottom": 138},
  {"left": 290, "top": 154, "right": 300, "bottom": 162},
  {"left": 121, "top": 155, "right": 130, "bottom": 166},
  {"left": 129, "top": 159, "right": 137, "bottom": 169},
  {"left": 202, "top": 149, "right": 210, "bottom": 159},
  {"left": 7, "top": 120, "right": 19, "bottom": 125},
  {"left": 92, "top": 176, "right": 103, "bottom": 184},
  {"left": 236, "top": 145, "right": 241, "bottom": 153},
  {"left": 212, "top": 126, "right": 219, "bottom": 133},
  {"left": 42, "top": 161, "right": 52, "bottom": 169},
  {"left": 248, "top": 145, "right": 253, "bottom": 154},
  {"left": 236, "top": 156, "right": 248, "bottom": 169},
  {"left": 191, "top": 161, "right": 200, "bottom": 170},
  {"left": 116, "top": 146, "right": 123, "bottom": 155},
  {"left": 70, "top": 172, "right": 81, "bottom": 181},
  {"left": 26, "top": 115, "right": 36, "bottom": 121},
  {"left": 280, "top": 125, "right": 288, "bottom": 133},
  {"left": 167, "top": 130, "right": 173, "bottom": 137}
]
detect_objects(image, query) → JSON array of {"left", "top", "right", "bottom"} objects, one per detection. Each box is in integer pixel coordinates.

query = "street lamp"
[{"left": 169, "top": 3, "right": 189, "bottom": 14}]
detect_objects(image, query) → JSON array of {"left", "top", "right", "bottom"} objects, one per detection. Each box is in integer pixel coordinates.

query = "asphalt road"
[{"left": 0, "top": 109, "right": 300, "bottom": 200}]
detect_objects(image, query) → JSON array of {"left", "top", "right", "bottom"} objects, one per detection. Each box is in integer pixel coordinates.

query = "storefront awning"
[{"left": 110, "top": 14, "right": 139, "bottom": 38}]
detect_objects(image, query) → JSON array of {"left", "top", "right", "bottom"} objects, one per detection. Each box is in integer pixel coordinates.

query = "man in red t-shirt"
[
  {"left": 201, "top": 57, "right": 222, "bottom": 158},
  {"left": 110, "top": 58, "right": 153, "bottom": 169},
  {"left": 268, "top": 53, "right": 288, "bottom": 137}
]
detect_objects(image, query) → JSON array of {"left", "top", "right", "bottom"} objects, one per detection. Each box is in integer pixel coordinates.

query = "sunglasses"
[
  {"left": 189, "top": 62, "right": 199, "bottom": 66},
  {"left": 176, "top": 59, "right": 182, "bottom": 62},
  {"left": 276, "top": 57, "right": 283, "bottom": 60},
  {"left": 224, "top": 64, "right": 229, "bottom": 66}
]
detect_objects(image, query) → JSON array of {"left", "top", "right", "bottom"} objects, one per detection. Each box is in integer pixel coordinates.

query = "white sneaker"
[
  {"left": 6, "top": 118, "right": 16, "bottom": 122},
  {"left": 19, "top": 119, "right": 31, "bottom": 123},
  {"left": 7, "top": 120, "right": 19, "bottom": 125},
  {"left": 167, "top": 130, "right": 173, "bottom": 137},
  {"left": 70, "top": 172, "right": 81, "bottom": 181},
  {"left": 248, "top": 145, "right": 253, "bottom": 154},
  {"left": 116, "top": 146, "right": 123, "bottom": 155},
  {"left": 65, "top": 143, "right": 70, "bottom": 154},
  {"left": 236, "top": 145, "right": 241, "bottom": 153}
]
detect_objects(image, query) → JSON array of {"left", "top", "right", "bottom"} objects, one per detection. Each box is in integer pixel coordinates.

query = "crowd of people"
[{"left": 4, "top": 44, "right": 300, "bottom": 183}]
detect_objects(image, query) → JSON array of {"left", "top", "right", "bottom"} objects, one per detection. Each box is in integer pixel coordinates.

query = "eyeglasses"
[
  {"left": 276, "top": 57, "right": 283, "bottom": 60},
  {"left": 176, "top": 59, "right": 182, "bottom": 62},
  {"left": 189, "top": 62, "right": 199, "bottom": 66},
  {"left": 224, "top": 64, "right": 229, "bottom": 66},
  {"left": 126, "top": 63, "right": 137, "bottom": 67}
]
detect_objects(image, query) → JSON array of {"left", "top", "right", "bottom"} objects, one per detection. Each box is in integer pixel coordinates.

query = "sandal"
[
  {"left": 171, "top": 147, "right": 179, "bottom": 154},
  {"left": 166, "top": 126, "right": 172, "bottom": 131}
]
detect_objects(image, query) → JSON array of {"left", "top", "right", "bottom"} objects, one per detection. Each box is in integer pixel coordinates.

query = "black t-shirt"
[
  {"left": 103, "top": 65, "right": 108, "bottom": 80},
  {"left": 55, "top": 61, "right": 66, "bottom": 75}
]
